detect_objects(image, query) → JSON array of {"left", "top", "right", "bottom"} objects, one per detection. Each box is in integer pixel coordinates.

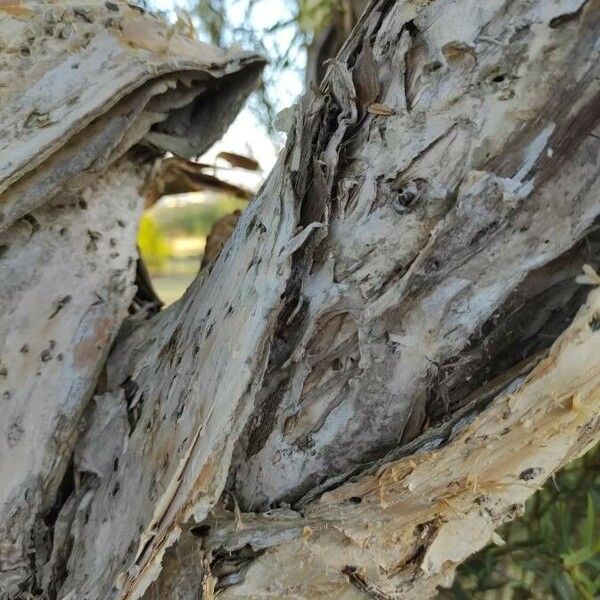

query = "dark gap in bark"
[
  {"left": 425, "top": 229, "right": 600, "bottom": 427},
  {"left": 129, "top": 250, "right": 163, "bottom": 316},
  {"left": 27, "top": 459, "right": 78, "bottom": 598},
  {"left": 43, "top": 459, "right": 75, "bottom": 529},
  {"left": 211, "top": 543, "right": 264, "bottom": 591},
  {"left": 237, "top": 84, "right": 346, "bottom": 464},
  {"left": 548, "top": 1, "right": 588, "bottom": 28},
  {"left": 245, "top": 379, "right": 289, "bottom": 460}
]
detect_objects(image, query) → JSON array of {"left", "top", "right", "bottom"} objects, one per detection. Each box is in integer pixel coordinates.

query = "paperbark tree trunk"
[{"left": 1, "top": 1, "right": 599, "bottom": 599}]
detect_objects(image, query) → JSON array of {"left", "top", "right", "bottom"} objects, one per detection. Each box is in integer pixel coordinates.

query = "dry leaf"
[
  {"left": 217, "top": 151, "right": 260, "bottom": 172},
  {"left": 201, "top": 211, "right": 242, "bottom": 267},
  {"left": 367, "top": 102, "right": 396, "bottom": 116},
  {"left": 352, "top": 42, "right": 380, "bottom": 110},
  {"left": 145, "top": 157, "right": 253, "bottom": 206}
]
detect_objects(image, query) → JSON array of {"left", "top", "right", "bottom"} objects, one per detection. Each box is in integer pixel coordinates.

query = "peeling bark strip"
[
  {"left": 0, "top": 3, "right": 263, "bottom": 598},
  {"left": 1, "top": 1, "right": 599, "bottom": 600},
  {"left": 215, "top": 287, "right": 600, "bottom": 598}
]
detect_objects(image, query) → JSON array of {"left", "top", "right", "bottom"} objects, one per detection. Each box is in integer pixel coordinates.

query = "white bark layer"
[{"left": 0, "top": 3, "right": 263, "bottom": 597}]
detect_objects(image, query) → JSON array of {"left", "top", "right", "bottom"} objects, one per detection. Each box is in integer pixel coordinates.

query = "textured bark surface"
[
  {"left": 230, "top": 0, "right": 600, "bottom": 509},
  {"left": 0, "top": 2, "right": 263, "bottom": 598},
  {"left": 1, "top": 0, "right": 599, "bottom": 599}
]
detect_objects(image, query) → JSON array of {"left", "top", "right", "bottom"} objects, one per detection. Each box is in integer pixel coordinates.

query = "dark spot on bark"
[
  {"left": 425, "top": 60, "right": 442, "bottom": 73},
  {"left": 190, "top": 524, "right": 211, "bottom": 537},
  {"left": 20, "top": 46, "right": 30, "bottom": 57},
  {"left": 331, "top": 358, "right": 342, "bottom": 371},
  {"left": 112, "top": 482, "right": 120, "bottom": 496},
  {"left": 105, "top": 1, "right": 119, "bottom": 11},
  {"left": 79, "top": 200, "right": 87, "bottom": 209},
  {"left": 87, "top": 229, "right": 102, "bottom": 251},
  {"left": 161, "top": 325, "right": 182, "bottom": 360},
  {"left": 393, "top": 186, "right": 417, "bottom": 214},
  {"left": 405, "top": 19, "right": 420, "bottom": 38},
  {"left": 23, "top": 214, "right": 40, "bottom": 233},
  {"left": 246, "top": 215, "right": 256, "bottom": 237},
  {"left": 469, "top": 220, "right": 498, "bottom": 246},
  {"left": 0, "top": 245, "right": 8, "bottom": 258},
  {"left": 122, "top": 377, "right": 139, "bottom": 405},
  {"left": 549, "top": 4, "right": 586, "bottom": 28},
  {"left": 491, "top": 74, "right": 506, "bottom": 83},
  {"left": 128, "top": 3, "right": 145, "bottom": 14},
  {"left": 49, "top": 295, "right": 72, "bottom": 319},
  {"left": 40, "top": 341, "right": 56, "bottom": 362},
  {"left": 519, "top": 467, "right": 543, "bottom": 481},
  {"left": 73, "top": 7, "right": 93, "bottom": 22},
  {"left": 117, "top": 219, "right": 126, "bottom": 228},
  {"left": 173, "top": 401, "right": 185, "bottom": 421},
  {"left": 0, "top": 366, "right": 7, "bottom": 377},
  {"left": 113, "top": 457, "right": 119, "bottom": 471},
  {"left": 589, "top": 314, "right": 600, "bottom": 331},
  {"left": 348, "top": 496, "right": 362, "bottom": 504}
]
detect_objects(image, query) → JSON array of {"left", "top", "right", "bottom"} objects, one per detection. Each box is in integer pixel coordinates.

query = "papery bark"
[{"left": 0, "top": 2, "right": 263, "bottom": 597}]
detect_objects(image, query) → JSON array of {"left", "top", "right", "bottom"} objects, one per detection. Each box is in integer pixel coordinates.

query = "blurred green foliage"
[
  {"left": 443, "top": 443, "right": 600, "bottom": 599},
  {"left": 137, "top": 212, "right": 171, "bottom": 271},
  {"left": 296, "top": 0, "right": 334, "bottom": 34},
  {"left": 151, "top": 195, "right": 247, "bottom": 238}
]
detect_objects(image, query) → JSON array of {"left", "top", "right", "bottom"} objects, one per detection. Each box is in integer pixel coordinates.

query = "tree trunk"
[{"left": 1, "top": 1, "right": 599, "bottom": 599}]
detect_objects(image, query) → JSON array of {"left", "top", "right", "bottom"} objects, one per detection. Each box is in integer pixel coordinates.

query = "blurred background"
[{"left": 139, "top": 2, "right": 599, "bottom": 597}]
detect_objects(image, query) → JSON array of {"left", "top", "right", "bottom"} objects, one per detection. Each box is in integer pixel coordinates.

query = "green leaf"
[
  {"left": 562, "top": 545, "right": 596, "bottom": 568},
  {"left": 583, "top": 494, "right": 595, "bottom": 547}
]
